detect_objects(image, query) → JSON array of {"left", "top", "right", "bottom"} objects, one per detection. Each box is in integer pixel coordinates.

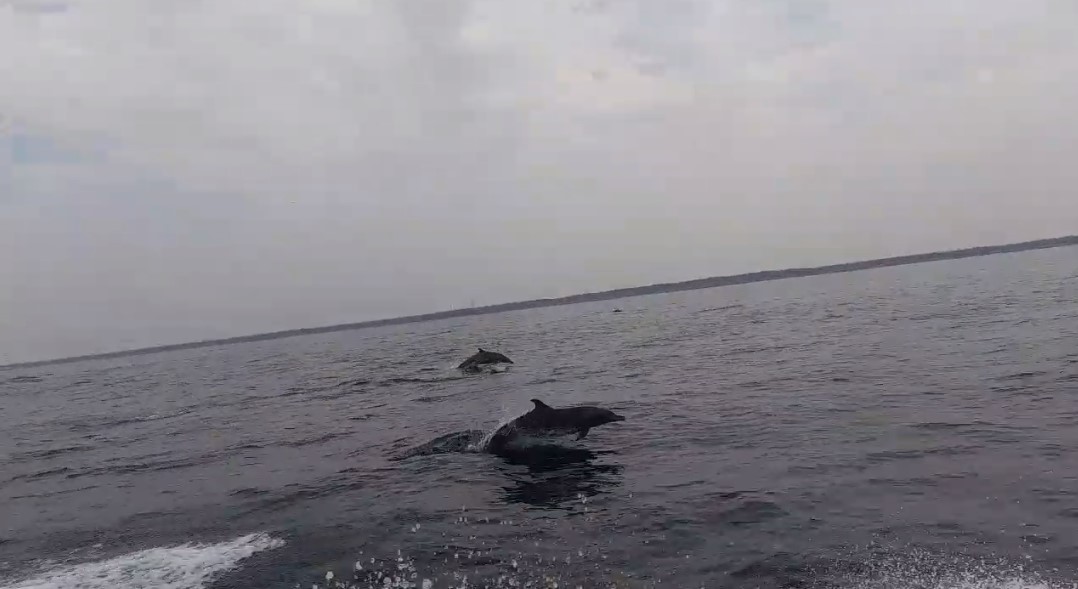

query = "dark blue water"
[{"left": 2, "top": 247, "right": 1077, "bottom": 589}]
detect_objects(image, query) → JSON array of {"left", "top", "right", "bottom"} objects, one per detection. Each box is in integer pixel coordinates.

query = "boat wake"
[{"left": 0, "top": 533, "right": 283, "bottom": 589}]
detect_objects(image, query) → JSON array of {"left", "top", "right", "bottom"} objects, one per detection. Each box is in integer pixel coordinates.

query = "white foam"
[{"left": 0, "top": 532, "right": 283, "bottom": 589}]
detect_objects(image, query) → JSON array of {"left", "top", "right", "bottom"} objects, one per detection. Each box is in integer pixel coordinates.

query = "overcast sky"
[{"left": 2, "top": 0, "right": 1077, "bottom": 364}]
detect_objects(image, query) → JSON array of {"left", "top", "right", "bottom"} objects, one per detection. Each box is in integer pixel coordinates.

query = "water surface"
[{"left": 2, "top": 247, "right": 1077, "bottom": 588}]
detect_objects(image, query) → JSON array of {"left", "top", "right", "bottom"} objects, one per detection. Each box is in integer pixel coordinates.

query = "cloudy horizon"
[{"left": 3, "top": 0, "right": 1078, "bottom": 364}]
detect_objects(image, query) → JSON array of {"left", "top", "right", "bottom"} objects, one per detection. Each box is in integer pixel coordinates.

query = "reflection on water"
[
  {"left": 496, "top": 446, "right": 623, "bottom": 508},
  {"left": 392, "top": 432, "right": 625, "bottom": 509}
]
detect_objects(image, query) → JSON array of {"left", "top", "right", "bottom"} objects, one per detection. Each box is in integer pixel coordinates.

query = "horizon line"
[{"left": 4, "top": 234, "right": 1076, "bottom": 370}]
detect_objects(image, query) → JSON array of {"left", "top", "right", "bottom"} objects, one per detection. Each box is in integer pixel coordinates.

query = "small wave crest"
[{"left": 0, "top": 532, "right": 283, "bottom": 589}]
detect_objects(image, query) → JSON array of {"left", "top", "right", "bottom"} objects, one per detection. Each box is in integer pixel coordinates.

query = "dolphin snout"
[{"left": 611, "top": 414, "right": 626, "bottom": 422}]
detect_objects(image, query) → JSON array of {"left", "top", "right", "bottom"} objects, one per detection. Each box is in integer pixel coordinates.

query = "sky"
[{"left": 1, "top": 0, "right": 1077, "bottom": 364}]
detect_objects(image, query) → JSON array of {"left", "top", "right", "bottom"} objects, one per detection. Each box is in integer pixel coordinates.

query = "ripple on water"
[{"left": 3, "top": 247, "right": 1078, "bottom": 587}]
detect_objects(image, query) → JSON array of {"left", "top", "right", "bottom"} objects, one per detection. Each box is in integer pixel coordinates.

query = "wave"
[
  {"left": 280, "top": 373, "right": 469, "bottom": 398},
  {"left": 0, "top": 532, "right": 282, "bottom": 589},
  {"left": 376, "top": 375, "right": 469, "bottom": 387},
  {"left": 60, "top": 409, "right": 193, "bottom": 433},
  {"left": 8, "top": 445, "right": 95, "bottom": 462},
  {"left": 7, "top": 376, "right": 44, "bottom": 384},
  {"left": 278, "top": 431, "right": 352, "bottom": 448}
]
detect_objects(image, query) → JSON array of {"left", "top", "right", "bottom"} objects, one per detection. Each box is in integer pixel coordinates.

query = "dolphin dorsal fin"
[
  {"left": 530, "top": 399, "right": 551, "bottom": 411},
  {"left": 478, "top": 348, "right": 485, "bottom": 353}
]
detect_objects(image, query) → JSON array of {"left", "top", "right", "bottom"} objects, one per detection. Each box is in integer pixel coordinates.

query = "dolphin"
[
  {"left": 457, "top": 347, "right": 514, "bottom": 373},
  {"left": 486, "top": 399, "right": 625, "bottom": 454}
]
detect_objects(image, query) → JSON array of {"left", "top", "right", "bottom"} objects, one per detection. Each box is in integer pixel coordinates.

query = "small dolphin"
[
  {"left": 486, "top": 399, "right": 625, "bottom": 454},
  {"left": 457, "top": 347, "right": 514, "bottom": 373}
]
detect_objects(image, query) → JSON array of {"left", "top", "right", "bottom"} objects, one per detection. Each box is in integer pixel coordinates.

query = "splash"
[
  {"left": 298, "top": 545, "right": 625, "bottom": 589},
  {"left": 391, "top": 430, "right": 490, "bottom": 460},
  {"left": 308, "top": 545, "right": 1078, "bottom": 589},
  {"left": 393, "top": 399, "right": 536, "bottom": 460},
  {"left": 831, "top": 547, "right": 1074, "bottom": 589}
]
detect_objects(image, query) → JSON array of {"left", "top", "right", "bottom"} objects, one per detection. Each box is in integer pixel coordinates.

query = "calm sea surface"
[{"left": 2, "top": 247, "right": 1078, "bottom": 589}]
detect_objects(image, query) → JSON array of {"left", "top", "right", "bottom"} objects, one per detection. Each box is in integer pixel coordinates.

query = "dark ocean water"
[{"left": 2, "top": 247, "right": 1078, "bottom": 589}]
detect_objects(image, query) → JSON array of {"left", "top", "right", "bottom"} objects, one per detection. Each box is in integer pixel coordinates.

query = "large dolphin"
[
  {"left": 390, "top": 399, "right": 626, "bottom": 461},
  {"left": 457, "top": 347, "right": 514, "bottom": 373},
  {"left": 485, "top": 399, "right": 625, "bottom": 454}
]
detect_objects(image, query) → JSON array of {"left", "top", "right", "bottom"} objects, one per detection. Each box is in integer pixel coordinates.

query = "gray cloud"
[{"left": 1, "top": 0, "right": 1077, "bottom": 363}]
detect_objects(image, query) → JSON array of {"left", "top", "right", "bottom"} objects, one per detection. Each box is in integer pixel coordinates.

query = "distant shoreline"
[{"left": 5, "top": 235, "right": 1076, "bottom": 370}]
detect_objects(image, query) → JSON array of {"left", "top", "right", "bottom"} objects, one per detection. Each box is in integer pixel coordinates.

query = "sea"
[{"left": 2, "top": 246, "right": 1077, "bottom": 589}]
